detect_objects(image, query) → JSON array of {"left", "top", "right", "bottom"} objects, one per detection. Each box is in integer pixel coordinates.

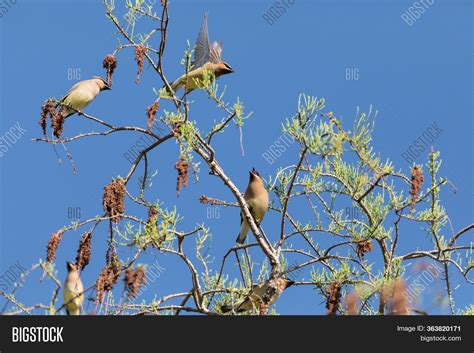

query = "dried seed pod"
[
  {"left": 124, "top": 266, "right": 147, "bottom": 299},
  {"left": 102, "top": 54, "right": 117, "bottom": 85},
  {"left": 146, "top": 101, "right": 159, "bottom": 132},
  {"left": 409, "top": 166, "right": 424, "bottom": 212},
  {"left": 75, "top": 232, "right": 92, "bottom": 271},
  {"left": 39, "top": 100, "right": 64, "bottom": 138},
  {"left": 95, "top": 265, "right": 121, "bottom": 303},
  {"left": 326, "top": 281, "right": 341, "bottom": 315},
  {"left": 51, "top": 108, "right": 64, "bottom": 139},
  {"left": 46, "top": 231, "right": 63, "bottom": 264},
  {"left": 134, "top": 45, "right": 147, "bottom": 84},
  {"left": 95, "top": 244, "right": 122, "bottom": 304},
  {"left": 103, "top": 179, "right": 126, "bottom": 222},
  {"left": 175, "top": 157, "right": 189, "bottom": 196},
  {"left": 199, "top": 195, "right": 219, "bottom": 205},
  {"left": 356, "top": 239, "right": 373, "bottom": 258},
  {"left": 39, "top": 101, "right": 53, "bottom": 137}
]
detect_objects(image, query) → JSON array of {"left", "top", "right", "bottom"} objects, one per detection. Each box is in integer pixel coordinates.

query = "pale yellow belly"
[
  {"left": 63, "top": 285, "right": 84, "bottom": 314},
  {"left": 63, "top": 90, "right": 94, "bottom": 110}
]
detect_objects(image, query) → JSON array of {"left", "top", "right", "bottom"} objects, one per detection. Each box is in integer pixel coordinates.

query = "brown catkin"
[
  {"left": 103, "top": 179, "right": 126, "bottom": 222},
  {"left": 199, "top": 195, "right": 219, "bottom": 205},
  {"left": 134, "top": 45, "right": 147, "bottom": 84},
  {"left": 39, "top": 100, "right": 64, "bottom": 138},
  {"left": 146, "top": 101, "right": 159, "bottom": 132},
  {"left": 356, "top": 239, "right": 373, "bottom": 258},
  {"left": 95, "top": 244, "right": 122, "bottom": 303},
  {"left": 46, "top": 231, "right": 63, "bottom": 264},
  {"left": 39, "top": 101, "right": 52, "bottom": 137},
  {"left": 409, "top": 166, "right": 424, "bottom": 212},
  {"left": 75, "top": 232, "right": 92, "bottom": 271},
  {"left": 326, "top": 281, "right": 341, "bottom": 315},
  {"left": 95, "top": 266, "right": 118, "bottom": 303},
  {"left": 124, "top": 266, "right": 147, "bottom": 299},
  {"left": 51, "top": 107, "right": 64, "bottom": 138},
  {"left": 102, "top": 54, "right": 117, "bottom": 86},
  {"left": 175, "top": 157, "right": 189, "bottom": 196}
]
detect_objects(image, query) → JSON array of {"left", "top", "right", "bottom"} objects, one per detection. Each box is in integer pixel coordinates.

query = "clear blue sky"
[{"left": 0, "top": 0, "right": 472, "bottom": 314}]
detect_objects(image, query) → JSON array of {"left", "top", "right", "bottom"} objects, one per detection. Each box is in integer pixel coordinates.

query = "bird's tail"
[
  {"left": 235, "top": 221, "right": 250, "bottom": 245},
  {"left": 62, "top": 109, "right": 75, "bottom": 119}
]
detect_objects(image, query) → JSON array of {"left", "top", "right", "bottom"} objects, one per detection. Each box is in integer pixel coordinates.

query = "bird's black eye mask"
[
  {"left": 220, "top": 62, "right": 233, "bottom": 73},
  {"left": 101, "top": 79, "right": 112, "bottom": 90}
]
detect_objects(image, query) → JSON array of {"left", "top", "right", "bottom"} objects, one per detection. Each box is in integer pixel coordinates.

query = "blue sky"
[{"left": 0, "top": 0, "right": 472, "bottom": 315}]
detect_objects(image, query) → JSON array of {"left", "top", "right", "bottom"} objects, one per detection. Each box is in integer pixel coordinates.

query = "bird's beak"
[
  {"left": 222, "top": 63, "right": 234, "bottom": 74},
  {"left": 66, "top": 261, "right": 74, "bottom": 271},
  {"left": 104, "top": 84, "right": 112, "bottom": 91},
  {"left": 286, "top": 279, "right": 295, "bottom": 287}
]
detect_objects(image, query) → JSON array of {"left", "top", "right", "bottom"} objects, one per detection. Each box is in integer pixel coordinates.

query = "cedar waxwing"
[
  {"left": 63, "top": 262, "right": 84, "bottom": 315},
  {"left": 169, "top": 13, "right": 234, "bottom": 93},
  {"left": 59, "top": 76, "right": 111, "bottom": 118},
  {"left": 236, "top": 168, "right": 269, "bottom": 244},
  {"left": 221, "top": 278, "right": 294, "bottom": 313}
]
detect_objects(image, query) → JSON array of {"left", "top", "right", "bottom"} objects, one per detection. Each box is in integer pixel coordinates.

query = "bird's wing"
[
  {"left": 235, "top": 283, "right": 267, "bottom": 312},
  {"left": 209, "top": 41, "right": 223, "bottom": 64},
  {"left": 60, "top": 81, "right": 83, "bottom": 102},
  {"left": 191, "top": 13, "right": 211, "bottom": 69},
  {"left": 61, "top": 80, "right": 92, "bottom": 102}
]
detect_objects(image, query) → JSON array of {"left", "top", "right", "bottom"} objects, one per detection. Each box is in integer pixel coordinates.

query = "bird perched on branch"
[
  {"left": 169, "top": 13, "right": 234, "bottom": 93},
  {"left": 59, "top": 76, "right": 111, "bottom": 118},
  {"left": 63, "top": 262, "right": 84, "bottom": 315},
  {"left": 221, "top": 277, "right": 294, "bottom": 313},
  {"left": 236, "top": 168, "right": 269, "bottom": 244}
]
